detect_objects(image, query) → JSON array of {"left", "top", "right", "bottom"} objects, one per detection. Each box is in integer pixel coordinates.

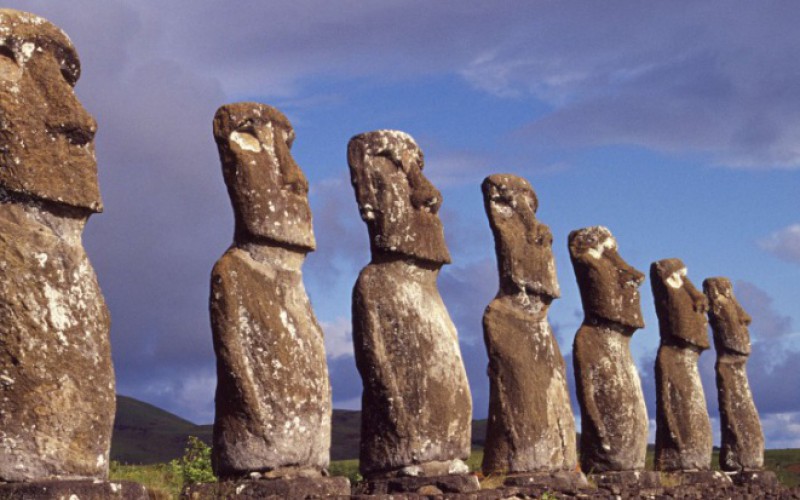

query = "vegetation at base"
[
  {"left": 329, "top": 458, "right": 361, "bottom": 484},
  {"left": 109, "top": 461, "right": 181, "bottom": 499},
  {"left": 169, "top": 436, "right": 217, "bottom": 486}
]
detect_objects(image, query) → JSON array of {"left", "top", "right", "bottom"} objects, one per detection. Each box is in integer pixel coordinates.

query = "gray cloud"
[
  {"left": 734, "top": 281, "right": 793, "bottom": 340},
  {"left": 759, "top": 224, "right": 800, "bottom": 265}
]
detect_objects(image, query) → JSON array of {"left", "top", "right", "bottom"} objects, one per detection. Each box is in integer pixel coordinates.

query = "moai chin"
[
  {"left": 480, "top": 174, "right": 577, "bottom": 475},
  {"left": 651, "top": 259, "right": 713, "bottom": 472},
  {"left": 704, "top": 277, "right": 764, "bottom": 472},
  {"left": 348, "top": 130, "right": 474, "bottom": 484},
  {"left": 569, "top": 226, "right": 649, "bottom": 473},
  {"left": 0, "top": 9, "right": 114, "bottom": 481},
  {"left": 209, "top": 103, "right": 332, "bottom": 480}
]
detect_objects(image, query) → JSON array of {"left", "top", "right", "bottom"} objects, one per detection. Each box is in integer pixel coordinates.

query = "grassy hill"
[
  {"left": 111, "top": 396, "right": 213, "bottom": 464},
  {"left": 112, "top": 395, "right": 487, "bottom": 464}
]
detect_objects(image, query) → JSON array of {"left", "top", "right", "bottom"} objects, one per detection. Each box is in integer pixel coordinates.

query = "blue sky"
[{"left": 8, "top": 1, "right": 799, "bottom": 447}]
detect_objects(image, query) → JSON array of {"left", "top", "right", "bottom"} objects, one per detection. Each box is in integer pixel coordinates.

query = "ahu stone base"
[
  {"left": 354, "top": 474, "right": 480, "bottom": 495},
  {"left": 182, "top": 476, "right": 350, "bottom": 499},
  {"left": 0, "top": 480, "right": 149, "bottom": 500},
  {"left": 503, "top": 470, "right": 589, "bottom": 493},
  {"left": 729, "top": 469, "right": 779, "bottom": 487}
]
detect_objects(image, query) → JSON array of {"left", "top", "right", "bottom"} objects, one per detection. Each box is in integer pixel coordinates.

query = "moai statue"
[
  {"left": 207, "top": 103, "right": 348, "bottom": 495},
  {"left": 0, "top": 9, "right": 117, "bottom": 483},
  {"left": 480, "top": 174, "right": 582, "bottom": 487},
  {"left": 651, "top": 259, "right": 713, "bottom": 474},
  {"left": 704, "top": 278, "right": 766, "bottom": 478},
  {"left": 348, "top": 130, "right": 477, "bottom": 494},
  {"left": 569, "top": 227, "right": 652, "bottom": 482}
]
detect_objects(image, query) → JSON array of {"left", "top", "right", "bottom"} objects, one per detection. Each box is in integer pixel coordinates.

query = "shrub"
[{"left": 169, "top": 436, "right": 217, "bottom": 486}]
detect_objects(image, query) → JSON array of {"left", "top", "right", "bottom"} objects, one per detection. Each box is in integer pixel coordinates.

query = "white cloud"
[
  {"left": 759, "top": 224, "right": 800, "bottom": 264},
  {"left": 322, "top": 316, "right": 354, "bottom": 360}
]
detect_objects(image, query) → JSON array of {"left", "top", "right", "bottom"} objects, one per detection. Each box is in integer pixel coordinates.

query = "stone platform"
[
  {"left": 182, "top": 476, "right": 350, "bottom": 499},
  {"left": 0, "top": 480, "right": 149, "bottom": 499},
  {"left": 353, "top": 473, "right": 480, "bottom": 495},
  {"left": 503, "top": 470, "right": 589, "bottom": 493}
]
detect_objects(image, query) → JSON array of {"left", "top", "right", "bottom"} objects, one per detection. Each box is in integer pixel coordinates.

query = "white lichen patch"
[
  {"left": 34, "top": 252, "right": 47, "bottom": 268},
  {"left": 587, "top": 236, "right": 616, "bottom": 259},
  {"left": 43, "top": 282, "right": 74, "bottom": 333},
  {"left": 230, "top": 130, "right": 261, "bottom": 153},
  {"left": 19, "top": 42, "right": 35, "bottom": 63},
  {"left": 666, "top": 267, "right": 688, "bottom": 289}
]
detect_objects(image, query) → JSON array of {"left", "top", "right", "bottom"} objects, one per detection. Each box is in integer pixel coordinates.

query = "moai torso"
[
  {"left": 210, "top": 103, "right": 331, "bottom": 479},
  {"left": 0, "top": 10, "right": 114, "bottom": 481},
  {"left": 568, "top": 227, "right": 648, "bottom": 473},
  {"left": 348, "top": 131, "right": 472, "bottom": 478},
  {"left": 651, "top": 259, "right": 712, "bottom": 471},
  {"left": 480, "top": 174, "right": 576, "bottom": 474},
  {"left": 704, "top": 277, "right": 764, "bottom": 472}
]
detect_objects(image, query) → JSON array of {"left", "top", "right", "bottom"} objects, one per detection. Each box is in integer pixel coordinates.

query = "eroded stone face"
[
  {"left": 569, "top": 227, "right": 648, "bottom": 472},
  {"left": 349, "top": 130, "right": 471, "bottom": 478},
  {"left": 0, "top": 9, "right": 101, "bottom": 212},
  {"left": 651, "top": 258, "right": 710, "bottom": 349},
  {"left": 0, "top": 9, "right": 113, "bottom": 481},
  {"left": 213, "top": 102, "right": 314, "bottom": 250},
  {"left": 210, "top": 103, "right": 330, "bottom": 478},
  {"left": 481, "top": 174, "right": 576, "bottom": 475},
  {"left": 704, "top": 278, "right": 751, "bottom": 356},
  {"left": 651, "top": 259, "right": 712, "bottom": 471},
  {"left": 704, "top": 277, "right": 764, "bottom": 472},
  {"left": 347, "top": 130, "right": 450, "bottom": 265},
  {"left": 568, "top": 226, "right": 645, "bottom": 329},
  {"left": 482, "top": 174, "right": 559, "bottom": 299}
]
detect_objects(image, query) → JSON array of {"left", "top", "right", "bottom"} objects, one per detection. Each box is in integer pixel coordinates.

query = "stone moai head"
[
  {"left": 651, "top": 258, "right": 710, "bottom": 349},
  {"left": 482, "top": 174, "right": 559, "bottom": 300},
  {"left": 347, "top": 130, "right": 450, "bottom": 264},
  {"left": 213, "top": 102, "right": 315, "bottom": 251},
  {"left": 568, "top": 226, "right": 645, "bottom": 329},
  {"left": 703, "top": 277, "right": 752, "bottom": 356},
  {"left": 0, "top": 9, "right": 101, "bottom": 212}
]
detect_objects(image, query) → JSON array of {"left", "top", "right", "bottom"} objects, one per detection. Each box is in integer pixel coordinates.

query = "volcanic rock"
[
  {"left": 568, "top": 226, "right": 648, "bottom": 473},
  {"left": 704, "top": 277, "right": 765, "bottom": 473},
  {"left": 0, "top": 9, "right": 114, "bottom": 481},
  {"left": 348, "top": 130, "right": 472, "bottom": 481},
  {"left": 210, "top": 103, "right": 334, "bottom": 480},
  {"left": 651, "top": 258, "right": 712, "bottom": 471},
  {"left": 480, "top": 174, "right": 577, "bottom": 475}
]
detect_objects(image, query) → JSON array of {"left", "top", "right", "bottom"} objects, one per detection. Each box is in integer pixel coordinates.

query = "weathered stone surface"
[
  {"left": 0, "top": 10, "right": 113, "bottom": 482},
  {"left": 210, "top": 103, "right": 331, "bottom": 479},
  {"left": 0, "top": 480, "right": 149, "bottom": 500},
  {"left": 480, "top": 174, "right": 577, "bottom": 475},
  {"left": 213, "top": 102, "right": 314, "bottom": 249},
  {"left": 347, "top": 130, "right": 450, "bottom": 264},
  {"left": 568, "top": 226, "right": 648, "bottom": 473},
  {"left": 356, "top": 473, "right": 480, "bottom": 495},
  {"left": 503, "top": 470, "right": 589, "bottom": 492},
  {"left": 651, "top": 258, "right": 712, "bottom": 472},
  {"left": 0, "top": 9, "right": 101, "bottom": 212},
  {"left": 348, "top": 130, "right": 472, "bottom": 479},
  {"left": 183, "top": 476, "right": 350, "bottom": 499},
  {"left": 704, "top": 277, "right": 765, "bottom": 473}
]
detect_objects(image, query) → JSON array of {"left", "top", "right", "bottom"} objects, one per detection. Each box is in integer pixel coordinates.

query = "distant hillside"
[{"left": 111, "top": 395, "right": 488, "bottom": 464}]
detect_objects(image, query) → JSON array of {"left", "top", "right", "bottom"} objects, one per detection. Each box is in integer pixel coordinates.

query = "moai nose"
[
  {"left": 409, "top": 167, "right": 442, "bottom": 214},
  {"left": 277, "top": 139, "right": 309, "bottom": 195}
]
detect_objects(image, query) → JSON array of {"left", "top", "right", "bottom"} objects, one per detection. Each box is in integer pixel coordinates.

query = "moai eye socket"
[{"left": 0, "top": 44, "right": 22, "bottom": 83}]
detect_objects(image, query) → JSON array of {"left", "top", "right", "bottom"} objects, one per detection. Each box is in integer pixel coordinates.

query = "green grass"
[{"left": 109, "top": 461, "right": 182, "bottom": 499}]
